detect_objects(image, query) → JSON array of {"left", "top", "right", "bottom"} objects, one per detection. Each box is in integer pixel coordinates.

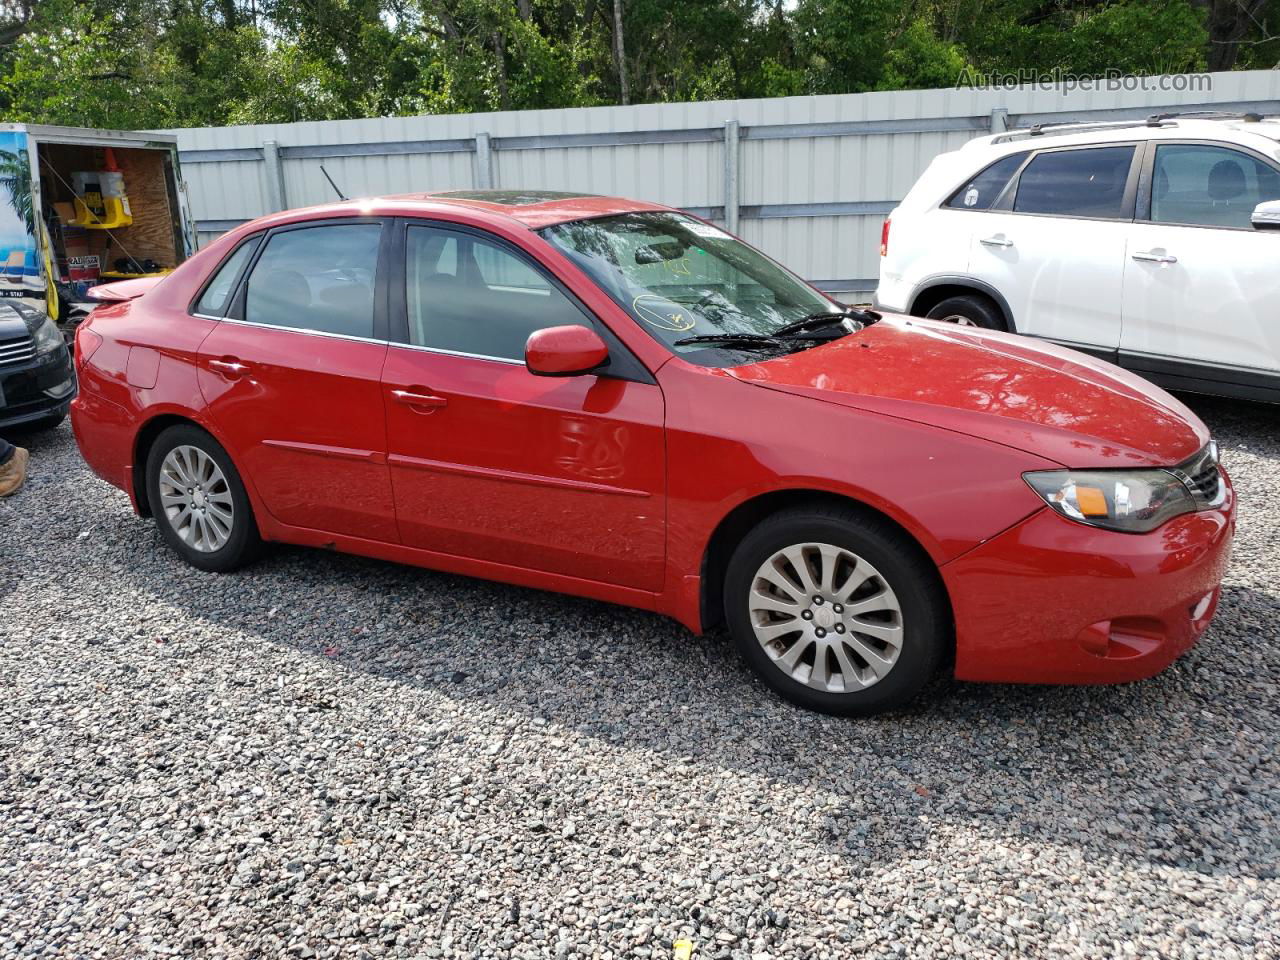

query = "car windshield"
[{"left": 539, "top": 211, "right": 846, "bottom": 366}]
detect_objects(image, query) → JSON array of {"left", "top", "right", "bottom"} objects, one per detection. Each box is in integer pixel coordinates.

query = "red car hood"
[{"left": 727, "top": 316, "right": 1208, "bottom": 468}]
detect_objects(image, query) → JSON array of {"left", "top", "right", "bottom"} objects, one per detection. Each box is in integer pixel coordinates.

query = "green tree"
[
  {"left": 0, "top": 147, "right": 35, "bottom": 237},
  {"left": 0, "top": 0, "right": 1275, "bottom": 127}
]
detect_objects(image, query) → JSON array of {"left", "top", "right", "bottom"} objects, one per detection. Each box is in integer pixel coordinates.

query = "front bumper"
[
  {"left": 0, "top": 345, "right": 77, "bottom": 431},
  {"left": 942, "top": 474, "right": 1235, "bottom": 684}
]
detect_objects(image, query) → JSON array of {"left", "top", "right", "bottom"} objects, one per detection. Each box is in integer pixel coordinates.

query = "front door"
[
  {"left": 1121, "top": 142, "right": 1280, "bottom": 381},
  {"left": 196, "top": 219, "right": 398, "bottom": 542},
  {"left": 968, "top": 143, "right": 1139, "bottom": 356},
  {"left": 381, "top": 222, "right": 666, "bottom": 592}
]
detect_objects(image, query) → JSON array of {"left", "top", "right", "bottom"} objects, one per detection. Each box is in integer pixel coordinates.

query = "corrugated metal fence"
[{"left": 165, "top": 70, "right": 1280, "bottom": 299}]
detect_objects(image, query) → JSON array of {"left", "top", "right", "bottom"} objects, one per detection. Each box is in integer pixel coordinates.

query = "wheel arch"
[
  {"left": 908, "top": 276, "right": 1016, "bottom": 332},
  {"left": 131, "top": 411, "right": 247, "bottom": 521},
  {"left": 698, "top": 488, "right": 954, "bottom": 642}
]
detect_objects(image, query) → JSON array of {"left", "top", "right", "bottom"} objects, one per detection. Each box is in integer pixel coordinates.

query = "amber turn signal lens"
[{"left": 1075, "top": 485, "right": 1109, "bottom": 517}]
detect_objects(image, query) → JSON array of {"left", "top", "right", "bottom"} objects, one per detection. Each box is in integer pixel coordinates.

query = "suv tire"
[{"left": 923, "top": 294, "right": 1007, "bottom": 331}]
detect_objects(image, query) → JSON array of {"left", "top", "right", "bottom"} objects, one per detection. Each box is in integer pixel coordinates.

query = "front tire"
[
  {"left": 724, "top": 505, "right": 948, "bottom": 716},
  {"left": 146, "top": 424, "right": 261, "bottom": 573},
  {"left": 923, "top": 294, "right": 1007, "bottom": 331}
]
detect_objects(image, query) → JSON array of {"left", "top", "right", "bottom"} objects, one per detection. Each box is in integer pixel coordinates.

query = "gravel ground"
[{"left": 1, "top": 396, "right": 1278, "bottom": 960}]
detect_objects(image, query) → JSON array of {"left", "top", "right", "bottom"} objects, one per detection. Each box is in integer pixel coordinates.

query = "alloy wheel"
[
  {"left": 748, "top": 542, "right": 904, "bottom": 693},
  {"left": 157, "top": 444, "right": 235, "bottom": 552}
]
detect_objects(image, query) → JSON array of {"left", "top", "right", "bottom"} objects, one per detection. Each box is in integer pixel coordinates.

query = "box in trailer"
[{"left": 0, "top": 123, "right": 196, "bottom": 334}]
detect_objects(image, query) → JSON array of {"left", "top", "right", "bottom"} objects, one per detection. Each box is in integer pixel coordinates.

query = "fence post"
[
  {"left": 723, "top": 119, "right": 740, "bottom": 232},
  {"left": 474, "top": 132, "right": 494, "bottom": 190},
  {"left": 989, "top": 108, "right": 1009, "bottom": 134},
  {"left": 262, "top": 139, "right": 287, "bottom": 211}
]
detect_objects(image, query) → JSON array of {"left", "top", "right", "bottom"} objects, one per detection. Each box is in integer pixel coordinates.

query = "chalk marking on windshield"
[{"left": 633, "top": 294, "right": 695, "bottom": 331}]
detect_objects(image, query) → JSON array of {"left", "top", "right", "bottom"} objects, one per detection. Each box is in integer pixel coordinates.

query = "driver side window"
[
  {"left": 1151, "top": 144, "right": 1280, "bottom": 229},
  {"left": 405, "top": 225, "right": 587, "bottom": 361}
]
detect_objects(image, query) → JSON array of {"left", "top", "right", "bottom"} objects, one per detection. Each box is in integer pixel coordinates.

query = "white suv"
[{"left": 875, "top": 112, "right": 1280, "bottom": 403}]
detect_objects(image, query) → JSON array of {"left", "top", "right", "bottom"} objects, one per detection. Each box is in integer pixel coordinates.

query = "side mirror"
[
  {"left": 1252, "top": 199, "right": 1280, "bottom": 231},
  {"left": 525, "top": 325, "right": 609, "bottom": 377}
]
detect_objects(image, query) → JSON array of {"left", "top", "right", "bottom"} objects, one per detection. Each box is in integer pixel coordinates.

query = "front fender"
[{"left": 656, "top": 364, "right": 1055, "bottom": 632}]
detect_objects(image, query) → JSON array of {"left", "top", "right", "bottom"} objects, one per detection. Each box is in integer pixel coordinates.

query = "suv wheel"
[
  {"left": 724, "top": 504, "right": 948, "bottom": 716},
  {"left": 923, "top": 294, "right": 1007, "bottom": 331},
  {"left": 146, "top": 424, "right": 261, "bottom": 572}
]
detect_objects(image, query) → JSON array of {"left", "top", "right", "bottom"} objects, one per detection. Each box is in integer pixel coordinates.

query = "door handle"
[
  {"left": 208, "top": 358, "right": 249, "bottom": 378},
  {"left": 1132, "top": 251, "right": 1178, "bottom": 264},
  {"left": 391, "top": 388, "right": 448, "bottom": 411},
  {"left": 980, "top": 236, "right": 1014, "bottom": 248}
]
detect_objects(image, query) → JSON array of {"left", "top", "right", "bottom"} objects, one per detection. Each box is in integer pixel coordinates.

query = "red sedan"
[{"left": 71, "top": 191, "right": 1235, "bottom": 715}]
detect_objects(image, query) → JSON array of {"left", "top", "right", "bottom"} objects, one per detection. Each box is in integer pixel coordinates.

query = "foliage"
[
  {"left": 0, "top": 147, "right": 35, "bottom": 236},
  {"left": 0, "top": 0, "right": 1271, "bottom": 128}
]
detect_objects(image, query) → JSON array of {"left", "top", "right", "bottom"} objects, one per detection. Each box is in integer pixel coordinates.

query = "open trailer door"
[
  {"left": 0, "top": 128, "right": 54, "bottom": 323},
  {"left": 5, "top": 123, "right": 193, "bottom": 331}
]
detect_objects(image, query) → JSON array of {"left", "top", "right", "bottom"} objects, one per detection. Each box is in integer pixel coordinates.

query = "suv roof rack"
[
  {"left": 1145, "top": 110, "right": 1269, "bottom": 124},
  {"left": 991, "top": 118, "right": 1165, "bottom": 144},
  {"left": 991, "top": 109, "right": 1278, "bottom": 145}
]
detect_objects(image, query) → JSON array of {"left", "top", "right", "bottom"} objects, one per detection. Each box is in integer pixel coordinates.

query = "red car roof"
[{"left": 384, "top": 190, "right": 673, "bottom": 228}]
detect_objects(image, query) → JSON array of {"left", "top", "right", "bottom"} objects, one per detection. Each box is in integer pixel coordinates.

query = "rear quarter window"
[
  {"left": 194, "top": 238, "right": 258, "bottom": 317},
  {"left": 945, "top": 152, "right": 1028, "bottom": 210}
]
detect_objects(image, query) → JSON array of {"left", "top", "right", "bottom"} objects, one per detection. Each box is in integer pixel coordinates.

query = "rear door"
[
  {"left": 1121, "top": 141, "right": 1280, "bottom": 388},
  {"left": 380, "top": 220, "right": 667, "bottom": 592},
  {"left": 196, "top": 219, "right": 399, "bottom": 542},
  {"left": 967, "top": 143, "right": 1140, "bottom": 357}
]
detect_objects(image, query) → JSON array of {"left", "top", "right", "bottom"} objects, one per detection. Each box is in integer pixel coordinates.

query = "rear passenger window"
[
  {"left": 406, "top": 225, "right": 587, "bottom": 361},
  {"left": 243, "top": 223, "right": 382, "bottom": 338},
  {"left": 1013, "top": 146, "right": 1136, "bottom": 219},
  {"left": 946, "top": 152, "right": 1028, "bottom": 210},
  {"left": 194, "top": 237, "right": 258, "bottom": 317}
]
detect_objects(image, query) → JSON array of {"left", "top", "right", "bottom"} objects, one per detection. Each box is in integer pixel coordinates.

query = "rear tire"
[
  {"left": 724, "top": 504, "right": 948, "bottom": 716},
  {"left": 923, "top": 294, "right": 1007, "bottom": 331},
  {"left": 146, "top": 424, "right": 261, "bottom": 573}
]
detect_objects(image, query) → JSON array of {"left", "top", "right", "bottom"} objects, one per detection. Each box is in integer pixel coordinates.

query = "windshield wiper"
[
  {"left": 770, "top": 308, "right": 880, "bottom": 339},
  {"left": 672, "top": 332, "right": 788, "bottom": 349}
]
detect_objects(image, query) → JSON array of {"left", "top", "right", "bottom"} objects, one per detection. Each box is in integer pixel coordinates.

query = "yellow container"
[{"left": 72, "top": 193, "right": 132, "bottom": 230}]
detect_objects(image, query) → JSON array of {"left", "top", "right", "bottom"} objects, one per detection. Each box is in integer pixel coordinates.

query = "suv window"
[
  {"left": 243, "top": 223, "right": 382, "bottom": 338},
  {"left": 946, "top": 152, "right": 1028, "bottom": 210},
  {"left": 406, "top": 225, "right": 587, "bottom": 361},
  {"left": 195, "top": 237, "right": 258, "bottom": 317},
  {"left": 1013, "top": 146, "right": 1135, "bottom": 219},
  {"left": 1151, "top": 144, "right": 1280, "bottom": 229}
]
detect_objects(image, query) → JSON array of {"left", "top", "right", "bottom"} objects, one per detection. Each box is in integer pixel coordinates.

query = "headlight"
[
  {"left": 32, "top": 316, "right": 63, "bottom": 355},
  {"left": 1024, "top": 469, "right": 1197, "bottom": 533}
]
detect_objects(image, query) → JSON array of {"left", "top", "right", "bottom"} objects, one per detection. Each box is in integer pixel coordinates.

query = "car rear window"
[
  {"left": 1013, "top": 146, "right": 1136, "bottom": 219},
  {"left": 945, "top": 152, "right": 1028, "bottom": 210}
]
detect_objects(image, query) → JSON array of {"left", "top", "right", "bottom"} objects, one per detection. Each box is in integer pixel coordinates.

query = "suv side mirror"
[
  {"left": 525, "top": 325, "right": 609, "bottom": 377},
  {"left": 1251, "top": 200, "right": 1280, "bottom": 231}
]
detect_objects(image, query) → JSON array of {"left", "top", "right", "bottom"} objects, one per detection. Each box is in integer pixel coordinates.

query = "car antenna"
[{"left": 320, "top": 165, "right": 349, "bottom": 201}]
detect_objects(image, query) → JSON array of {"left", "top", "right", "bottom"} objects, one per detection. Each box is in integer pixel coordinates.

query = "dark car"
[{"left": 0, "top": 300, "right": 76, "bottom": 433}]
